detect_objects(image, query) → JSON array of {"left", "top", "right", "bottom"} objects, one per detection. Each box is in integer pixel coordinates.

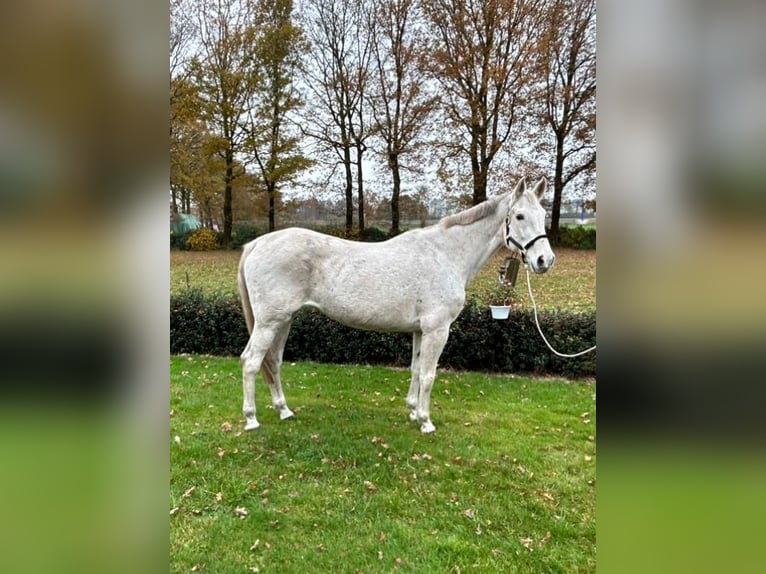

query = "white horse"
[{"left": 238, "top": 177, "right": 555, "bottom": 433}]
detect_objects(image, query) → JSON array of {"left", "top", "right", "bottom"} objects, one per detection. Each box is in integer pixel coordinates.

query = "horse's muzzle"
[{"left": 532, "top": 253, "right": 556, "bottom": 273}]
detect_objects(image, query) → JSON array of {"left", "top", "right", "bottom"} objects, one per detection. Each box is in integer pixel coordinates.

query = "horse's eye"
[{"left": 515, "top": 214, "right": 525, "bottom": 221}]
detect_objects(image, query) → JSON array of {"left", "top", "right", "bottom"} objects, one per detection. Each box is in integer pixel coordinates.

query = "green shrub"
[
  {"left": 229, "top": 222, "right": 260, "bottom": 250},
  {"left": 554, "top": 225, "right": 596, "bottom": 249},
  {"left": 186, "top": 228, "right": 220, "bottom": 251},
  {"left": 361, "top": 226, "right": 388, "bottom": 242},
  {"left": 170, "top": 292, "right": 595, "bottom": 378},
  {"left": 170, "top": 230, "right": 193, "bottom": 250}
]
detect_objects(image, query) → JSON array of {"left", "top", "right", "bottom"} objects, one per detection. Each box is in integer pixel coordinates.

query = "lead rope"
[{"left": 523, "top": 264, "right": 597, "bottom": 358}]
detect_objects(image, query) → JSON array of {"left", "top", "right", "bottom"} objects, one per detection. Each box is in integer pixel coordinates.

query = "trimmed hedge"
[
  {"left": 171, "top": 291, "right": 595, "bottom": 378},
  {"left": 551, "top": 225, "right": 596, "bottom": 250}
]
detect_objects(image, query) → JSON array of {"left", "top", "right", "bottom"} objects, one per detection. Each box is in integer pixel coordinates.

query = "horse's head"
[{"left": 504, "top": 177, "right": 556, "bottom": 273}]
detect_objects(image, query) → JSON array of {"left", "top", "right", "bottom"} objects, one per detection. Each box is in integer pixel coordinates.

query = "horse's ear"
[
  {"left": 513, "top": 177, "right": 527, "bottom": 198},
  {"left": 532, "top": 177, "right": 548, "bottom": 200}
]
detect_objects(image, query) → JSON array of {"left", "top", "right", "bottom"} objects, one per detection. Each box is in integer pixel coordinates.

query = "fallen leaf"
[
  {"left": 174, "top": 435, "right": 181, "bottom": 445},
  {"left": 215, "top": 492, "right": 223, "bottom": 502},
  {"left": 520, "top": 536, "right": 533, "bottom": 550},
  {"left": 217, "top": 448, "right": 225, "bottom": 458},
  {"left": 364, "top": 480, "right": 378, "bottom": 494},
  {"left": 377, "top": 551, "right": 383, "bottom": 560},
  {"left": 169, "top": 506, "right": 179, "bottom": 516},
  {"left": 221, "top": 422, "right": 232, "bottom": 432},
  {"left": 233, "top": 506, "right": 248, "bottom": 518},
  {"left": 250, "top": 539, "right": 260, "bottom": 551},
  {"left": 538, "top": 531, "right": 552, "bottom": 548},
  {"left": 462, "top": 508, "right": 475, "bottom": 520}
]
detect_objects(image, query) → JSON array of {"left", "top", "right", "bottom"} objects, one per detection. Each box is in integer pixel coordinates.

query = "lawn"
[
  {"left": 170, "top": 356, "right": 596, "bottom": 573},
  {"left": 170, "top": 247, "right": 595, "bottom": 313}
]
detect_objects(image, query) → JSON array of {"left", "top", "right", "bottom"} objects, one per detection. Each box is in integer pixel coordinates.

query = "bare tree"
[
  {"left": 170, "top": 0, "right": 195, "bottom": 88},
  {"left": 300, "top": 0, "right": 372, "bottom": 235},
  {"left": 422, "top": 0, "right": 542, "bottom": 205},
  {"left": 368, "top": 0, "right": 438, "bottom": 235},
  {"left": 535, "top": 0, "right": 596, "bottom": 242}
]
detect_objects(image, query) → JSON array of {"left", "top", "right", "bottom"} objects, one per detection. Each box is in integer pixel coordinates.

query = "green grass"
[
  {"left": 170, "top": 248, "right": 595, "bottom": 312},
  {"left": 171, "top": 356, "right": 596, "bottom": 573}
]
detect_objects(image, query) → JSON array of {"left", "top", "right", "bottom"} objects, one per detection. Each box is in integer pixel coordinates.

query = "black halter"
[{"left": 504, "top": 216, "right": 548, "bottom": 263}]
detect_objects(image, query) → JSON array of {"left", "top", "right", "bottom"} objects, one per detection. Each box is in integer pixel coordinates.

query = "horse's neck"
[{"left": 437, "top": 196, "right": 510, "bottom": 286}]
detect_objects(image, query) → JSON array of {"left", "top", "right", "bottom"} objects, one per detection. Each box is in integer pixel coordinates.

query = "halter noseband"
[{"left": 504, "top": 215, "right": 548, "bottom": 262}]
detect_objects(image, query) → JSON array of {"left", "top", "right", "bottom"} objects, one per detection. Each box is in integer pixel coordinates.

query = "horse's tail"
[{"left": 238, "top": 240, "right": 257, "bottom": 335}]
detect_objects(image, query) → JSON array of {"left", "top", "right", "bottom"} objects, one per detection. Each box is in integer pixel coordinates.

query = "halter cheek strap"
[{"left": 504, "top": 216, "right": 549, "bottom": 262}]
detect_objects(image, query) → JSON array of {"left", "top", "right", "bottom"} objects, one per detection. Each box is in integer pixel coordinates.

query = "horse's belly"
[{"left": 309, "top": 298, "right": 419, "bottom": 333}]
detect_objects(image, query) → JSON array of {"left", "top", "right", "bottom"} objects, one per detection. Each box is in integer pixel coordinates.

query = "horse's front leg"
[
  {"left": 415, "top": 326, "right": 450, "bottom": 434},
  {"left": 406, "top": 332, "right": 422, "bottom": 422}
]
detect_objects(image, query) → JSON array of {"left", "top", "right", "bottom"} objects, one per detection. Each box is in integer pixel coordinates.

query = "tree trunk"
[
  {"left": 549, "top": 134, "right": 565, "bottom": 244},
  {"left": 469, "top": 130, "right": 488, "bottom": 205},
  {"left": 203, "top": 198, "right": 213, "bottom": 228},
  {"left": 268, "top": 182, "right": 276, "bottom": 232},
  {"left": 222, "top": 147, "right": 234, "bottom": 247},
  {"left": 472, "top": 166, "right": 488, "bottom": 206},
  {"left": 356, "top": 144, "right": 365, "bottom": 236},
  {"left": 343, "top": 145, "right": 354, "bottom": 235},
  {"left": 390, "top": 152, "right": 401, "bottom": 235}
]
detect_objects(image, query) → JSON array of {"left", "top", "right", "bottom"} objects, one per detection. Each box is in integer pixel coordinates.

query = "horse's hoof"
[
  {"left": 420, "top": 421, "right": 436, "bottom": 434},
  {"left": 279, "top": 408, "right": 295, "bottom": 420},
  {"left": 244, "top": 420, "right": 260, "bottom": 431}
]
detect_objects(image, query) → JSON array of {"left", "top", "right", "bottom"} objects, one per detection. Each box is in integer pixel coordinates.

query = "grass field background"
[
  {"left": 171, "top": 357, "right": 596, "bottom": 573},
  {"left": 170, "top": 248, "right": 595, "bottom": 313}
]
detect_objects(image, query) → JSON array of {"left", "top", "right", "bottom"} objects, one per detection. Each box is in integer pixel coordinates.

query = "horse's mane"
[{"left": 439, "top": 195, "right": 503, "bottom": 229}]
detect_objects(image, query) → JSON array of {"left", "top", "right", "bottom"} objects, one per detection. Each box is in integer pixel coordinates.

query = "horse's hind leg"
[
  {"left": 240, "top": 324, "right": 280, "bottom": 431},
  {"left": 261, "top": 322, "right": 294, "bottom": 421},
  {"left": 406, "top": 332, "right": 422, "bottom": 422}
]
